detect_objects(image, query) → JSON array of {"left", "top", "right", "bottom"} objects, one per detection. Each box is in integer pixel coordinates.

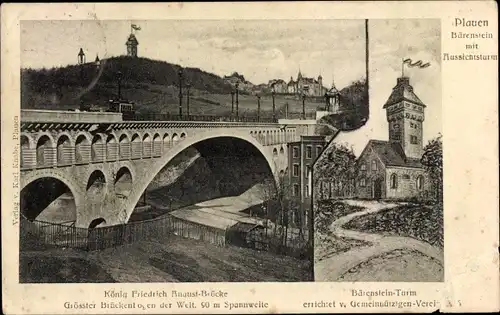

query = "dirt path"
[{"left": 315, "top": 200, "right": 444, "bottom": 281}]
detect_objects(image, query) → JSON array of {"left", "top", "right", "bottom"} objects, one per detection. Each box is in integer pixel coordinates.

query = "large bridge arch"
[
  {"left": 20, "top": 168, "right": 83, "bottom": 223},
  {"left": 124, "top": 129, "right": 278, "bottom": 222}
]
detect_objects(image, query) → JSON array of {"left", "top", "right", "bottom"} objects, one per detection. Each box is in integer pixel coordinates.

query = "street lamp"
[
  {"left": 117, "top": 71, "right": 123, "bottom": 100},
  {"left": 324, "top": 92, "right": 330, "bottom": 112},
  {"left": 272, "top": 87, "right": 276, "bottom": 122},
  {"left": 178, "top": 69, "right": 183, "bottom": 118},
  {"left": 186, "top": 83, "right": 191, "bottom": 119},
  {"left": 230, "top": 91, "right": 235, "bottom": 118},
  {"left": 235, "top": 81, "right": 239, "bottom": 121},
  {"left": 257, "top": 94, "right": 261, "bottom": 122},
  {"left": 301, "top": 92, "right": 306, "bottom": 120}
]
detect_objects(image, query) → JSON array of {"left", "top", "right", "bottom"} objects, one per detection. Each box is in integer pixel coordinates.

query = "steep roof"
[
  {"left": 361, "top": 140, "right": 423, "bottom": 168},
  {"left": 383, "top": 76, "right": 426, "bottom": 108}
]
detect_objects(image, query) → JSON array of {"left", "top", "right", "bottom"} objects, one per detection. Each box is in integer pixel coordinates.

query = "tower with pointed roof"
[
  {"left": 78, "top": 48, "right": 86, "bottom": 64},
  {"left": 126, "top": 33, "right": 139, "bottom": 57},
  {"left": 384, "top": 76, "right": 426, "bottom": 160}
]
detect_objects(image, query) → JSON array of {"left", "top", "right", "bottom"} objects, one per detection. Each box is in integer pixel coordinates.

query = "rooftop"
[
  {"left": 364, "top": 139, "right": 423, "bottom": 168},
  {"left": 383, "top": 76, "right": 426, "bottom": 108}
]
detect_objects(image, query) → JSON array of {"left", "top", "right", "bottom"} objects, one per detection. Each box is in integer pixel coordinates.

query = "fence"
[
  {"left": 21, "top": 214, "right": 226, "bottom": 251},
  {"left": 21, "top": 215, "right": 309, "bottom": 259},
  {"left": 132, "top": 113, "right": 278, "bottom": 123}
]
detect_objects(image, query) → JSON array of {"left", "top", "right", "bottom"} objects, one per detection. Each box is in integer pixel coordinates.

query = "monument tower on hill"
[{"left": 126, "top": 33, "right": 139, "bottom": 57}]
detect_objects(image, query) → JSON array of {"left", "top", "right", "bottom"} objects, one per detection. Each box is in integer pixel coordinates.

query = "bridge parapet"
[{"left": 21, "top": 109, "right": 123, "bottom": 123}]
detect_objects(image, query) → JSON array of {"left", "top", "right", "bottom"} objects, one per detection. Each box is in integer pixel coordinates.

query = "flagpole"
[{"left": 401, "top": 58, "right": 404, "bottom": 77}]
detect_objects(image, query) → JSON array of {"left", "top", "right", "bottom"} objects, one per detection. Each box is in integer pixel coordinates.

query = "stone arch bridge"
[{"left": 20, "top": 110, "right": 312, "bottom": 228}]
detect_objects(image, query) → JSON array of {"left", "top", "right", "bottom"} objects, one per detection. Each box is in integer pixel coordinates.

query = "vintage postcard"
[{"left": 1, "top": 1, "right": 498, "bottom": 314}]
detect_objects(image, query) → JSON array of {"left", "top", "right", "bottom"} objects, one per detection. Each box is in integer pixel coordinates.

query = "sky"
[
  {"left": 21, "top": 19, "right": 367, "bottom": 88},
  {"left": 333, "top": 19, "right": 441, "bottom": 155},
  {"left": 21, "top": 19, "right": 440, "bottom": 155}
]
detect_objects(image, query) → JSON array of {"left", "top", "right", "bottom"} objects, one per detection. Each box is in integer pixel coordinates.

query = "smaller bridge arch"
[
  {"left": 130, "top": 133, "right": 142, "bottom": 159},
  {"left": 106, "top": 134, "right": 118, "bottom": 161},
  {"left": 152, "top": 133, "right": 162, "bottom": 157},
  {"left": 162, "top": 132, "right": 171, "bottom": 151},
  {"left": 75, "top": 133, "right": 91, "bottom": 164},
  {"left": 56, "top": 134, "right": 73, "bottom": 166},
  {"left": 114, "top": 166, "right": 133, "bottom": 198},
  {"left": 142, "top": 133, "right": 152, "bottom": 158},
  {"left": 91, "top": 134, "right": 105, "bottom": 162},
  {"left": 36, "top": 133, "right": 56, "bottom": 167},
  {"left": 119, "top": 133, "right": 131, "bottom": 160}
]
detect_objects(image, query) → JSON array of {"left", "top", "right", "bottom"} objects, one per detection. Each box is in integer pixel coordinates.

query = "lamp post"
[
  {"left": 178, "top": 69, "right": 183, "bottom": 118},
  {"left": 186, "top": 83, "right": 191, "bottom": 119},
  {"left": 301, "top": 93, "right": 306, "bottom": 120},
  {"left": 257, "top": 95, "right": 261, "bottom": 122},
  {"left": 230, "top": 91, "right": 235, "bottom": 118},
  {"left": 117, "top": 71, "right": 123, "bottom": 100},
  {"left": 235, "top": 82, "right": 239, "bottom": 121},
  {"left": 272, "top": 88, "right": 276, "bottom": 121},
  {"left": 324, "top": 92, "right": 330, "bottom": 112}
]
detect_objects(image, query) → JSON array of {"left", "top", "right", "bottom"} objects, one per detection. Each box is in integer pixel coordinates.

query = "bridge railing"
[{"left": 132, "top": 113, "right": 279, "bottom": 123}]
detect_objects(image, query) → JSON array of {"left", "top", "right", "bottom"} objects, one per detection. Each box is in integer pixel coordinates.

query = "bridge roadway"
[{"left": 19, "top": 110, "right": 317, "bottom": 228}]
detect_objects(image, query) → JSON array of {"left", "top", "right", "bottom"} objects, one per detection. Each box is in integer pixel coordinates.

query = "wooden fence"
[{"left": 21, "top": 215, "right": 309, "bottom": 259}]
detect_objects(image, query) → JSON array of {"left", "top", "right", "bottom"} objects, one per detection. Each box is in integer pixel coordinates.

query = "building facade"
[
  {"left": 356, "top": 76, "right": 432, "bottom": 200},
  {"left": 287, "top": 135, "right": 327, "bottom": 229}
]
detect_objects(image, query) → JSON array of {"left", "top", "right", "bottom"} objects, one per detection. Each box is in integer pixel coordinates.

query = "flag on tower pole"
[
  {"left": 131, "top": 24, "right": 141, "bottom": 33},
  {"left": 402, "top": 58, "right": 430, "bottom": 76}
]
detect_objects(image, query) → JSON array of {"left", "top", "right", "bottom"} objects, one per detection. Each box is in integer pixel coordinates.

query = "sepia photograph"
[
  {"left": 314, "top": 19, "right": 443, "bottom": 282},
  {"left": 2, "top": 2, "right": 498, "bottom": 314},
  {"left": 18, "top": 19, "right": 367, "bottom": 283}
]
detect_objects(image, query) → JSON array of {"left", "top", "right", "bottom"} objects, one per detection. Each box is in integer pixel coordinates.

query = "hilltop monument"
[{"left": 126, "top": 24, "right": 141, "bottom": 57}]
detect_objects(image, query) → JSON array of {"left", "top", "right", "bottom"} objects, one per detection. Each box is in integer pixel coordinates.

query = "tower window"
[
  {"left": 390, "top": 174, "right": 398, "bottom": 189},
  {"left": 410, "top": 135, "right": 418, "bottom": 144},
  {"left": 306, "top": 146, "right": 312, "bottom": 159},
  {"left": 305, "top": 165, "right": 311, "bottom": 178},
  {"left": 316, "top": 145, "right": 323, "bottom": 157},
  {"left": 292, "top": 147, "right": 299, "bottom": 158},
  {"left": 293, "top": 164, "right": 299, "bottom": 177},
  {"left": 371, "top": 160, "right": 377, "bottom": 171},
  {"left": 293, "top": 184, "right": 300, "bottom": 196},
  {"left": 360, "top": 163, "right": 367, "bottom": 171},
  {"left": 416, "top": 175, "right": 424, "bottom": 190},
  {"left": 359, "top": 178, "right": 366, "bottom": 187}
]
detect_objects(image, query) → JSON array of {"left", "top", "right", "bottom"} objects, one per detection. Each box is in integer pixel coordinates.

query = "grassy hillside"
[{"left": 21, "top": 56, "right": 364, "bottom": 118}]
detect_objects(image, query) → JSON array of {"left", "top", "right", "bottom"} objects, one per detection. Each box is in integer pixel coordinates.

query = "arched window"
[
  {"left": 416, "top": 175, "right": 424, "bottom": 190},
  {"left": 371, "top": 160, "right": 377, "bottom": 171},
  {"left": 360, "top": 163, "right": 367, "bottom": 171},
  {"left": 359, "top": 178, "right": 366, "bottom": 187},
  {"left": 390, "top": 173, "right": 398, "bottom": 189}
]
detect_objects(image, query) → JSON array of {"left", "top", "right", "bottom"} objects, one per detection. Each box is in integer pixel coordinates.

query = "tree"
[
  {"left": 260, "top": 171, "right": 301, "bottom": 245},
  {"left": 421, "top": 134, "right": 443, "bottom": 203},
  {"left": 314, "top": 142, "right": 357, "bottom": 200}
]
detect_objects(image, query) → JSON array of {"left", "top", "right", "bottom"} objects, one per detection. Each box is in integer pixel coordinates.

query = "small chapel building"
[{"left": 356, "top": 76, "right": 432, "bottom": 200}]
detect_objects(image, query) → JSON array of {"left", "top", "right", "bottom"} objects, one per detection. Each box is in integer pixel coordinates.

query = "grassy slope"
[
  {"left": 343, "top": 203, "right": 444, "bottom": 248},
  {"left": 20, "top": 235, "right": 311, "bottom": 283},
  {"left": 21, "top": 56, "right": 362, "bottom": 117}
]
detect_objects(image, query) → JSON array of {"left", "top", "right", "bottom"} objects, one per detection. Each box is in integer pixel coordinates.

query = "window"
[
  {"left": 390, "top": 174, "right": 398, "bottom": 189},
  {"left": 305, "top": 165, "right": 311, "bottom": 178},
  {"left": 306, "top": 146, "right": 312, "bottom": 159},
  {"left": 403, "top": 174, "right": 411, "bottom": 180},
  {"left": 371, "top": 160, "right": 377, "bottom": 171},
  {"left": 360, "top": 164, "right": 367, "bottom": 171},
  {"left": 316, "top": 145, "right": 323, "bottom": 157},
  {"left": 359, "top": 178, "right": 366, "bottom": 187},
  {"left": 293, "top": 164, "right": 299, "bottom": 177},
  {"left": 292, "top": 147, "right": 299, "bottom": 158},
  {"left": 416, "top": 175, "right": 424, "bottom": 190},
  {"left": 293, "top": 184, "right": 300, "bottom": 196},
  {"left": 410, "top": 135, "right": 418, "bottom": 144},
  {"left": 305, "top": 185, "right": 310, "bottom": 197}
]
